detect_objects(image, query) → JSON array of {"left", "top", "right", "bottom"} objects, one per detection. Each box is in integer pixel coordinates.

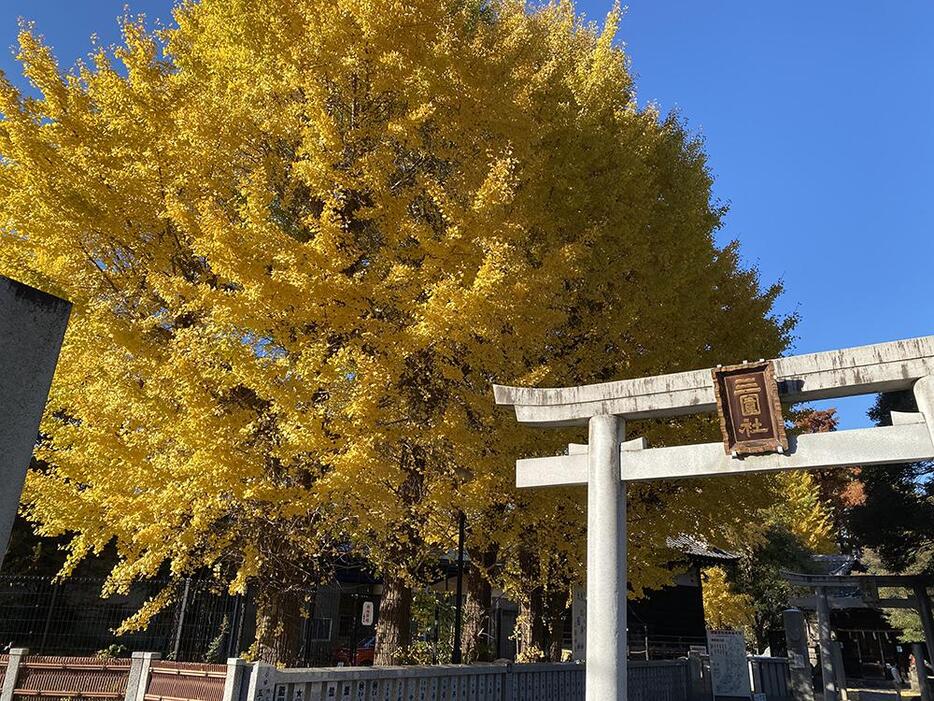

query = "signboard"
[
  {"left": 361, "top": 601, "right": 374, "bottom": 627},
  {"left": 712, "top": 360, "right": 788, "bottom": 456},
  {"left": 707, "top": 629, "right": 752, "bottom": 698}
]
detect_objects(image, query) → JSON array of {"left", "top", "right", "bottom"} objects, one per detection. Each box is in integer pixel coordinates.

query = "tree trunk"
[
  {"left": 254, "top": 588, "right": 306, "bottom": 666},
  {"left": 540, "top": 588, "right": 567, "bottom": 662},
  {"left": 516, "top": 590, "right": 546, "bottom": 662},
  {"left": 375, "top": 574, "right": 412, "bottom": 665},
  {"left": 462, "top": 560, "right": 493, "bottom": 662},
  {"left": 516, "top": 586, "right": 566, "bottom": 662}
]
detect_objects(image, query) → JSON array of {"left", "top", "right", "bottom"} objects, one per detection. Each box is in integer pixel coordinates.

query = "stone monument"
[{"left": 0, "top": 275, "right": 71, "bottom": 568}]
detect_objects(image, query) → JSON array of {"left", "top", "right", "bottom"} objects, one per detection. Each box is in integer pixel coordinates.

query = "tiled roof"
[
  {"left": 667, "top": 535, "right": 739, "bottom": 563},
  {"left": 811, "top": 554, "right": 857, "bottom": 576}
]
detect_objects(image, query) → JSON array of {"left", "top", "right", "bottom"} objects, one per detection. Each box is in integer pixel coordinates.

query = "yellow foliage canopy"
[
  {"left": 702, "top": 566, "right": 755, "bottom": 635},
  {"left": 0, "top": 0, "right": 793, "bottom": 624}
]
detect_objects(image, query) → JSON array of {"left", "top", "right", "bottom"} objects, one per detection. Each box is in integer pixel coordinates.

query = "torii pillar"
[
  {"left": 586, "top": 414, "right": 627, "bottom": 700},
  {"left": 0, "top": 276, "right": 71, "bottom": 569},
  {"left": 495, "top": 335, "right": 934, "bottom": 701}
]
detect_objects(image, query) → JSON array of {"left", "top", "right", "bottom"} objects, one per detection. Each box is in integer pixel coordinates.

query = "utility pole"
[{"left": 451, "top": 511, "right": 466, "bottom": 664}]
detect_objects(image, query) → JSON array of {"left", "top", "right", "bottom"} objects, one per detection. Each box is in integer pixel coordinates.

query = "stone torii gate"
[
  {"left": 783, "top": 570, "right": 934, "bottom": 701},
  {"left": 494, "top": 335, "right": 934, "bottom": 701}
]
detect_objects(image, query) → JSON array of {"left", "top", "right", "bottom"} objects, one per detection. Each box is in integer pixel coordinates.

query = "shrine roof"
[{"left": 667, "top": 535, "right": 739, "bottom": 565}]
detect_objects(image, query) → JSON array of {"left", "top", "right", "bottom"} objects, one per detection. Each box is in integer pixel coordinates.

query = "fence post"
[
  {"left": 38, "top": 583, "right": 59, "bottom": 654},
  {"left": 222, "top": 658, "right": 246, "bottom": 701},
  {"left": 501, "top": 661, "right": 513, "bottom": 701},
  {"left": 914, "top": 643, "right": 932, "bottom": 701},
  {"left": 686, "top": 650, "right": 707, "bottom": 701},
  {"left": 0, "top": 648, "right": 28, "bottom": 701},
  {"left": 124, "top": 651, "right": 160, "bottom": 701},
  {"left": 172, "top": 578, "right": 192, "bottom": 660}
]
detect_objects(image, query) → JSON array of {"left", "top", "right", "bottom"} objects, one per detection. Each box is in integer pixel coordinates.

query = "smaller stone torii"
[
  {"left": 783, "top": 570, "right": 934, "bottom": 701},
  {"left": 494, "top": 335, "right": 934, "bottom": 701}
]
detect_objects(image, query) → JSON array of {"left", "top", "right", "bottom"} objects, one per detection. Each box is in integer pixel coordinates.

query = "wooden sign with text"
[{"left": 712, "top": 360, "right": 788, "bottom": 456}]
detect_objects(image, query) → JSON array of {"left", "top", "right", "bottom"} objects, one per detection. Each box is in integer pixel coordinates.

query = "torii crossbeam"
[{"left": 494, "top": 335, "right": 934, "bottom": 701}]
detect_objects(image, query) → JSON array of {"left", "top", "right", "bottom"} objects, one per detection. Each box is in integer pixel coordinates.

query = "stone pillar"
[
  {"left": 0, "top": 276, "right": 71, "bottom": 568},
  {"left": 783, "top": 608, "right": 815, "bottom": 701},
  {"left": 914, "top": 376, "right": 934, "bottom": 661},
  {"left": 124, "top": 651, "right": 160, "bottom": 701},
  {"left": 0, "top": 648, "right": 29, "bottom": 701},
  {"left": 245, "top": 662, "right": 274, "bottom": 701},
  {"left": 586, "top": 413, "right": 626, "bottom": 701},
  {"left": 221, "top": 658, "right": 246, "bottom": 701},
  {"left": 686, "top": 650, "right": 709, "bottom": 701},
  {"left": 914, "top": 643, "right": 932, "bottom": 701},
  {"left": 914, "top": 583, "right": 934, "bottom": 667},
  {"left": 816, "top": 590, "right": 839, "bottom": 701},
  {"left": 831, "top": 641, "right": 846, "bottom": 694},
  {"left": 914, "top": 376, "right": 934, "bottom": 445}
]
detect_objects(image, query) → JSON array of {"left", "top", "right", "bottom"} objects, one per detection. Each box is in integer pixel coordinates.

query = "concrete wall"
[{"left": 0, "top": 276, "right": 70, "bottom": 568}]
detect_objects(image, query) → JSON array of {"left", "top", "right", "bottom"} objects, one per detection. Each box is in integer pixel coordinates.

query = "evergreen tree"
[{"left": 849, "top": 392, "right": 934, "bottom": 572}]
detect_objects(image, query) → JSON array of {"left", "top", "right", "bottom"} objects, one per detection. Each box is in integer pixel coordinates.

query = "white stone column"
[
  {"left": 914, "top": 376, "right": 934, "bottom": 444},
  {"left": 125, "top": 651, "right": 160, "bottom": 701},
  {"left": 221, "top": 658, "right": 246, "bottom": 701},
  {"left": 586, "top": 413, "right": 626, "bottom": 701}
]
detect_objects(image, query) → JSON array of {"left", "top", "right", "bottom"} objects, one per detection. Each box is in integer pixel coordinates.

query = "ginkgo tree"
[{"left": 1, "top": 0, "right": 795, "bottom": 665}]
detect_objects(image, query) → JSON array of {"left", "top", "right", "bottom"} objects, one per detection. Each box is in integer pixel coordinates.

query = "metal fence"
[
  {"left": 0, "top": 576, "right": 388, "bottom": 667},
  {"left": 0, "top": 576, "right": 242, "bottom": 661},
  {"left": 0, "top": 575, "right": 714, "bottom": 669},
  {"left": 627, "top": 629, "right": 708, "bottom": 661}
]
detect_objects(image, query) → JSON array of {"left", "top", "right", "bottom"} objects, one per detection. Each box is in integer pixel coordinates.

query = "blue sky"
[{"left": 1, "top": 1, "right": 932, "bottom": 428}]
